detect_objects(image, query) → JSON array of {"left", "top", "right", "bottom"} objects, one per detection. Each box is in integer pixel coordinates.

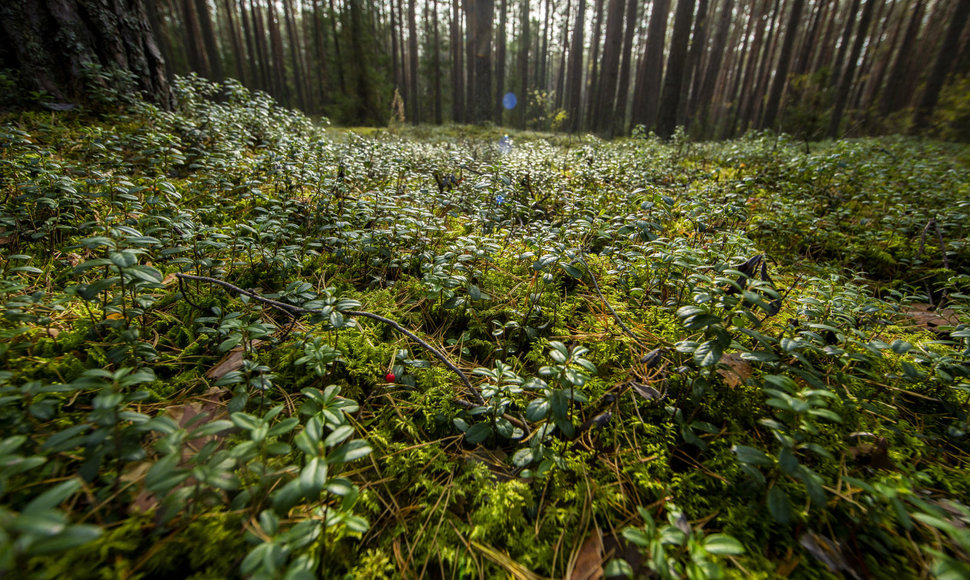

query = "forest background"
[{"left": 2, "top": 0, "right": 969, "bottom": 140}]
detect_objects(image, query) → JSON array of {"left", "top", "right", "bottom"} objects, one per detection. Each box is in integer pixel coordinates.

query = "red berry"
[{"left": 385, "top": 373, "right": 395, "bottom": 382}]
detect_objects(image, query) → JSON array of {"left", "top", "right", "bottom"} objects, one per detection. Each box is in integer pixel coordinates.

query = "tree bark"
[
  {"left": 495, "top": 0, "right": 508, "bottom": 122},
  {"left": 0, "top": 0, "right": 172, "bottom": 108},
  {"left": 408, "top": 0, "right": 420, "bottom": 122},
  {"left": 912, "top": 0, "right": 970, "bottom": 131},
  {"left": 827, "top": 0, "right": 876, "bottom": 138},
  {"left": 517, "top": 0, "right": 530, "bottom": 127},
  {"left": 631, "top": 0, "right": 670, "bottom": 130},
  {"left": 761, "top": 0, "right": 805, "bottom": 129},
  {"left": 613, "top": 0, "right": 638, "bottom": 133},
  {"left": 656, "top": 0, "right": 696, "bottom": 138},
  {"left": 194, "top": 0, "right": 223, "bottom": 80},
  {"left": 565, "top": 0, "right": 586, "bottom": 131},
  {"left": 594, "top": 0, "right": 625, "bottom": 134}
]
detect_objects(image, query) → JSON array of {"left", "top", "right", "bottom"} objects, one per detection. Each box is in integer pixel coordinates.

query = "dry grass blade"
[{"left": 567, "top": 526, "right": 605, "bottom": 580}]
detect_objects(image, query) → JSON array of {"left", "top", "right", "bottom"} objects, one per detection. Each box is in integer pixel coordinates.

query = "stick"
[{"left": 175, "top": 273, "right": 483, "bottom": 404}]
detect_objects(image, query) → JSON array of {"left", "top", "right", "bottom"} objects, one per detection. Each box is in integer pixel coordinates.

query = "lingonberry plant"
[{"left": 0, "top": 75, "right": 967, "bottom": 578}]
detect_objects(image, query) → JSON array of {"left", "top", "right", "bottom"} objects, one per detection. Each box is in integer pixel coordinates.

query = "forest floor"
[{"left": 1, "top": 76, "right": 969, "bottom": 579}]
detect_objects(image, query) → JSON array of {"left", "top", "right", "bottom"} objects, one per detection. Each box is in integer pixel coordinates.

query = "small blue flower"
[{"left": 496, "top": 194, "right": 505, "bottom": 205}]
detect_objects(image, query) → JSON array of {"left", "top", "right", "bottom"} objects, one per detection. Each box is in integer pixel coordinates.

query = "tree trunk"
[
  {"left": 194, "top": 0, "right": 223, "bottom": 80},
  {"left": 631, "top": 0, "right": 670, "bottom": 130},
  {"left": 827, "top": 0, "right": 876, "bottom": 138},
  {"left": 408, "top": 0, "right": 420, "bottom": 122},
  {"left": 554, "top": 0, "right": 570, "bottom": 111},
  {"left": 452, "top": 0, "right": 465, "bottom": 121},
  {"left": 565, "top": 0, "right": 586, "bottom": 131},
  {"left": 328, "top": 0, "right": 345, "bottom": 95},
  {"left": 495, "top": 0, "right": 508, "bottom": 122},
  {"left": 222, "top": 0, "right": 247, "bottom": 84},
  {"left": 678, "top": 0, "right": 708, "bottom": 128},
  {"left": 613, "top": 0, "right": 638, "bottom": 133},
  {"left": 762, "top": 0, "right": 805, "bottom": 129},
  {"left": 472, "top": 0, "right": 495, "bottom": 122},
  {"left": 594, "top": 0, "right": 625, "bottom": 135},
  {"left": 432, "top": 0, "right": 444, "bottom": 124},
  {"left": 584, "top": 0, "right": 605, "bottom": 129},
  {"left": 913, "top": 0, "right": 970, "bottom": 131},
  {"left": 0, "top": 0, "right": 171, "bottom": 108},
  {"left": 310, "top": 0, "right": 329, "bottom": 109},
  {"left": 691, "top": 0, "right": 732, "bottom": 125},
  {"left": 283, "top": 0, "right": 307, "bottom": 110},
  {"left": 517, "top": 0, "right": 530, "bottom": 127},
  {"left": 266, "top": 0, "right": 289, "bottom": 104},
  {"left": 656, "top": 0, "right": 696, "bottom": 138}
]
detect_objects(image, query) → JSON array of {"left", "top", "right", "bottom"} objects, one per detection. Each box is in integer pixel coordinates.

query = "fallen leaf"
[
  {"left": 799, "top": 531, "right": 862, "bottom": 580},
  {"left": 716, "top": 353, "right": 752, "bottom": 388},
  {"left": 205, "top": 340, "right": 263, "bottom": 379},
  {"left": 902, "top": 303, "right": 959, "bottom": 332},
  {"left": 568, "top": 527, "right": 605, "bottom": 580},
  {"left": 163, "top": 272, "right": 178, "bottom": 285},
  {"left": 629, "top": 381, "right": 664, "bottom": 401}
]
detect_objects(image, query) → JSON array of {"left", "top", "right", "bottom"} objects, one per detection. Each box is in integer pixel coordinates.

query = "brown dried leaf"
[
  {"left": 205, "top": 341, "right": 263, "bottom": 380},
  {"left": 568, "top": 527, "right": 604, "bottom": 580},
  {"left": 716, "top": 353, "right": 752, "bottom": 388},
  {"left": 903, "top": 303, "right": 959, "bottom": 331}
]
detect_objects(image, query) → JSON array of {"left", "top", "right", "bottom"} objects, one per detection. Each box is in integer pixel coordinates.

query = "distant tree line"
[{"left": 3, "top": 0, "right": 969, "bottom": 138}]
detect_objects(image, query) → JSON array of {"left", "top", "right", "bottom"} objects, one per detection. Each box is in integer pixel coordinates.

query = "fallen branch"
[
  {"left": 175, "top": 273, "right": 483, "bottom": 404},
  {"left": 577, "top": 256, "right": 649, "bottom": 350}
]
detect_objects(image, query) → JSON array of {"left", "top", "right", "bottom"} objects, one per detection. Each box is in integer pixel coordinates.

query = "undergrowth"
[{"left": 1, "top": 75, "right": 969, "bottom": 579}]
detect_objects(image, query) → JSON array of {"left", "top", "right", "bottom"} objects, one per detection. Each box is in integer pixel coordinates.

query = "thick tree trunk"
[
  {"left": 678, "top": 0, "right": 708, "bottom": 128},
  {"left": 631, "top": 0, "right": 670, "bottom": 130},
  {"left": 472, "top": 0, "right": 495, "bottom": 122},
  {"left": 565, "top": 0, "right": 586, "bottom": 131},
  {"left": 827, "top": 0, "right": 876, "bottom": 138},
  {"left": 612, "top": 0, "right": 638, "bottom": 134},
  {"left": 193, "top": 0, "right": 223, "bottom": 80},
  {"left": 762, "top": 0, "right": 805, "bottom": 129},
  {"left": 912, "top": 0, "right": 970, "bottom": 131},
  {"left": 656, "top": 0, "right": 696, "bottom": 138},
  {"left": 0, "top": 0, "right": 171, "bottom": 108},
  {"left": 452, "top": 0, "right": 465, "bottom": 121},
  {"left": 594, "top": 0, "right": 624, "bottom": 135}
]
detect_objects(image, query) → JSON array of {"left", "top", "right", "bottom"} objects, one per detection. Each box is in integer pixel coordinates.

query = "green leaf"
[
  {"left": 27, "top": 524, "right": 102, "bottom": 555},
  {"left": 324, "top": 425, "right": 354, "bottom": 447},
  {"left": 694, "top": 340, "right": 723, "bottom": 367},
  {"left": 464, "top": 423, "right": 492, "bottom": 445},
  {"left": 326, "top": 440, "right": 372, "bottom": 464},
  {"left": 621, "top": 527, "right": 651, "bottom": 548},
  {"left": 703, "top": 533, "right": 745, "bottom": 555},
  {"left": 733, "top": 445, "right": 771, "bottom": 465},
  {"left": 767, "top": 486, "right": 792, "bottom": 524},
  {"left": 23, "top": 479, "right": 81, "bottom": 515}
]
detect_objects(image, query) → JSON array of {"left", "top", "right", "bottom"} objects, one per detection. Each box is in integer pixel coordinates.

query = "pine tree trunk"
[
  {"left": 913, "top": 0, "right": 970, "bottom": 131},
  {"left": 594, "top": 0, "right": 624, "bottom": 135},
  {"left": 452, "top": 0, "right": 465, "bottom": 121},
  {"left": 194, "top": 0, "right": 223, "bottom": 80},
  {"left": 613, "top": 0, "right": 638, "bottom": 134},
  {"left": 0, "top": 0, "right": 171, "bottom": 108},
  {"left": 631, "top": 0, "right": 670, "bottom": 130},
  {"left": 656, "top": 0, "right": 696, "bottom": 138},
  {"left": 827, "top": 0, "right": 876, "bottom": 138},
  {"left": 762, "top": 0, "right": 805, "bottom": 129},
  {"left": 517, "top": 0, "right": 530, "bottom": 127},
  {"left": 495, "top": 0, "right": 508, "bottom": 122},
  {"left": 408, "top": 0, "right": 420, "bottom": 122},
  {"left": 565, "top": 0, "right": 586, "bottom": 131}
]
